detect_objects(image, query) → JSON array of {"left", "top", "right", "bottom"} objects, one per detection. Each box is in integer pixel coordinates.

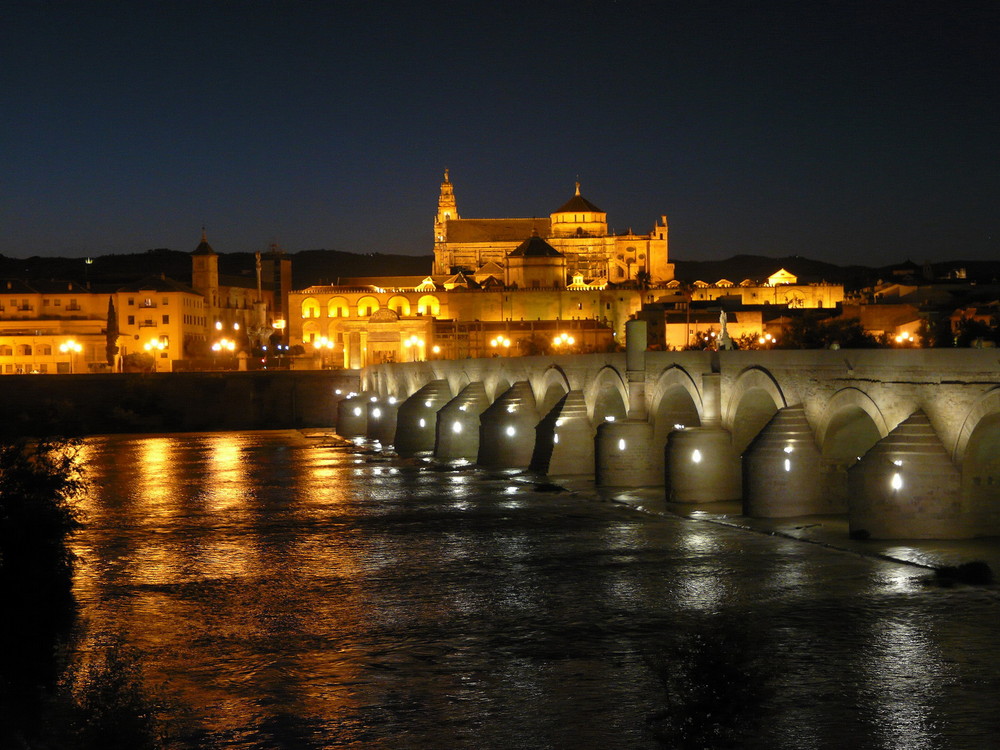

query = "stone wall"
[{"left": 0, "top": 370, "right": 359, "bottom": 438}]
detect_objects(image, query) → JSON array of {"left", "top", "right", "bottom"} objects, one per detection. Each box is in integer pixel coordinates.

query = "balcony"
[{"left": 138, "top": 320, "right": 158, "bottom": 328}]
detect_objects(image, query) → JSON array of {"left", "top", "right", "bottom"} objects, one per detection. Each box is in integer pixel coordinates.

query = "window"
[
  {"left": 0, "top": 345, "right": 12, "bottom": 356},
  {"left": 17, "top": 345, "right": 32, "bottom": 355},
  {"left": 128, "top": 315, "right": 135, "bottom": 325},
  {"left": 38, "top": 345, "right": 52, "bottom": 355},
  {"left": 162, "top": 297, "right": 169, "bottom": 305},
  {"left": 128, "top": 298, "right": 135, "bottom": 306},
  {"left": 162, "top": 315, "right": 169, "bottom": 324}
]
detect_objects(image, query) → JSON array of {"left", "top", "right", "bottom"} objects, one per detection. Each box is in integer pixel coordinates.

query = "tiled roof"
[{"left": 445, "top": 218, "right": 550, "bottom": 243}]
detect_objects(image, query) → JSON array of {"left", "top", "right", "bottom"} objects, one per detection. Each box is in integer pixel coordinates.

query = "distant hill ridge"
[{"left": 1, "top": 249, "right": 997, "bottom": 291}]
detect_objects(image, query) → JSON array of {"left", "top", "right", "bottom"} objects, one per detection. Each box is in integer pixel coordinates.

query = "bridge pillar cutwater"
[
  {"left": 742, "top": 406, "right": 826, "bottom": 517},
  {"left": 596, "top": 320, "right": 662, "bottom": 486},
  {"left": 848, "top": 410, "right": 965, "bottom": 539},
  {"left": 435, "top": 383, "right": 491, "bottom": 461},
  {"left": 394, "top": 379, "right": 453, "bottom": 455},
  {"left": 366, "top": 394, "right": 399, "bottom": 446},
  {"left": 478, "top": 381, "right": 541, "bottom": 469},
  {"left": 531, "top": 390, "right": 595, "bottom": 476},
  {"left": 665, "top": 372, "right": 741, "bottom": 502},
  {"left": 336, "top": 391, "right": 373, "bottom": 439},
  {"left": 596, "top": 420, "right": 662, "bottom": 486}
]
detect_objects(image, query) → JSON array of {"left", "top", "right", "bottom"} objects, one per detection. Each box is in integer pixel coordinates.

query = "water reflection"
[{"left": 66, "top": 432, "right": 1000, "bottom": 750}]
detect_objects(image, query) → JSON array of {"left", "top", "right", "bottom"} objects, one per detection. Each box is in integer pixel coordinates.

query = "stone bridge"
[{"left": 335, "top": 326, "right": 999, "bottom": 540}]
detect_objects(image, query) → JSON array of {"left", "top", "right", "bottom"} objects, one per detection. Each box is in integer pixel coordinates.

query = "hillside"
[{"left": 3, "top": 249, "right": 996, "bottom": 292}]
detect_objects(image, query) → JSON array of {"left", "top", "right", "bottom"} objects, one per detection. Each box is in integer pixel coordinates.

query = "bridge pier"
[
  {"left": 366, "top": 395, "right": 398, "bottom": 446},
  {"left": 596, "top": 320, "right": 664, "bottom": 486},
  {"left": 743, "top": 406, "right": 825, "bottom": 517},
  {"left": 434, "top": 383, "right": 491, "bottom": 461},
  {"left": 665, "top": 372, "right": 741, "bottom": 502},
  {"left": 394, "top": 379, "right": 453, "bottom": 455},
  {"left": 848, "top": 410, "right": 966, "bottom": 539},
  {"left": 531, "top": 390, "right": 595, "bottom": 476},
  {"left": 336, "top": 392, "right": 371, "bottom": 439},
  {"left": 478, "top": 381, "right": 541, "bottom": 469}
]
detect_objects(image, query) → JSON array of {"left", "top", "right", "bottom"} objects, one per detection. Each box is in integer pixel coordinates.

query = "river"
[{"left": 67, "top": 430, "right": 1000, "bottom": 749}]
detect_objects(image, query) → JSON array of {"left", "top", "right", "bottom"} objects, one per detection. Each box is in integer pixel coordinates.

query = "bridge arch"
[
  {"left": 816, "top": 387, "right": 888, "bottom": 463},
  {"left": 585, "top": 365, "right": 628, "bottom": 424},
  {"left": 650, "top": 365, "right": 703, "bottom": 446},
  {"left": 953, "top": 386, "right": 1000, "bottom": 464},
  {"left": 535, "top": 365, "right": 572, "bottom": 417},
  {"left": 725, "top": 366, "right": 787, "bottom": 453},
  {"left": 955, "top": 388, "right": 1000, "bottom": 532}
]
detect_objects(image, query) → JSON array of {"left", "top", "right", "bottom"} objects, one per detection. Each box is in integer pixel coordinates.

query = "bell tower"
[{"left": 435, "top": 169, "right": 459, "bottom": 236}]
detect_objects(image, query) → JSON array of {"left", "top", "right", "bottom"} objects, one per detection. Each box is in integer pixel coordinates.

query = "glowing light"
[
  {"left": 353, "top": 407, "right": 362, "bottom": 417},
  {"left": 370, "top": 396, "right": 378, "bottom": 402},
  {"left": 892, "top": 459, "right": 903, "bottom": 466},
  {"left": 553, "top": 433, "right": 559, "bottom": 443},
  {"left": 618, "top": 438, "right": 626, "bottom": 451},
  {"left": 432, "top": 345, "right": 441, "bottom": 354},
  {"left": 674, "top": 423, "right": 685, "bottom": 430},
  {"left": 784, "top": 458, "right": 791, "bottom": 472},
  {"left": 59, "top": 340, "right": 83, "bottom": 354},
  {"left": 452, "top": 421, "right": 462, "bottom": 434},
  {"left": 388, "top": 396, "right": 397, "bottom": 404},
  {"left": 692, "top": 449, "right": 703, "bottom": 463},
  {"left": 458, "top": 405, "right": 467, "bottom": 411},
  {"left": 783, "top": 445, "right": 794, "bottom": 454},
  {"left": 418, "top": 418, "right": 426, "bottom": 428},
  {"left": 604, "top": 415, "right": 616, "bottom": 422},
  {"left": 371, "top": 408, "right": 381, "bottom": 419},
  {"left": 506, "top": 404, "right": 516, "bottom": 413},
  {"left": 335, "top": 389, "right": 342, "bottom": 395},
  {"left": 891, "top": 472, "right": 903, "bottom": 490},
  {"left": 555, "top": 418, "right": 564, "bottom": 427},
  {"left": 424, "top": 400, "right": 433, "bottom": 408},
  {"left": 552, "top": 332, "right": 576, "bottom": 348},
  {"left": 505, "top": 426, "right": 516, "bottom": 437},
  {"left": 490, "top": 336, "right": 511, "bottom": 348}
]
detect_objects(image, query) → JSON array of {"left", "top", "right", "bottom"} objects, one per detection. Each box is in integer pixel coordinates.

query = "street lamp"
[
  {"left": 552, "top": 332, "right": 576, "bottom": 350},
  {"left": 313, "top": 336, "right": 334, "bottom": 368},
  {"left": 59, "top": 339, "right": 82, "bottom": 373},
  {"left": 403, "top": 334, "right": 424, "bottom": 361}
]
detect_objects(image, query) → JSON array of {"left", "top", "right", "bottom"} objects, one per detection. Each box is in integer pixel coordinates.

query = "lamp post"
[
  {"left": 59, "top": 339, "right": 82, "bottom": 373},
  {"left": 403, "top": 334, "right": 424, "bottom": 362},
  {"left": 312, "top": 336, "right": 334, "bottom": 368},
  {"left": 144, "top": 337, "right": 167, "bottom": 372}
]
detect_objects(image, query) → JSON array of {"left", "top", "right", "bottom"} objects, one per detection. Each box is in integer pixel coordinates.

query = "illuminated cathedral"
[{"left": 432, "top": 171, "right": 674, "bottom": 284}]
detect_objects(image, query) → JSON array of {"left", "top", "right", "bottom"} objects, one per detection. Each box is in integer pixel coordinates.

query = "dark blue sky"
[{"left": 2, "top": 1, "right": 997, "bottom": 265}]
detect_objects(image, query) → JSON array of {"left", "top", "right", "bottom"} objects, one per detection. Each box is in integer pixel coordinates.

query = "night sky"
[{"left": 3, "top": 1, "right": 997, "bottom": 266}]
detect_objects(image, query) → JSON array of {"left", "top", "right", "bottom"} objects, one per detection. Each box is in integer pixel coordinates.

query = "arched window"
[
  {"left": 387, "top": 295, "right": 411, "bottom": 316},
  {"left": 356, "top": 296, "right": 380, "bottom": 318},
  {"left": 302, "top": 321, "right": 321, "bottom": 343},
  {"left": 328, "top": 297, "right": 350, "bottom": 318},
  {"left": 417, "top": 295, "right": 440, "bottom": 316},
  {"left": 0, "top": 345, "right": 12, "bottom": 356},
  {"left": 37, "top": 344, "right": 52, "bottom": 356},
  {"left": 301, "top": 297, "right": 321, "bottom": 319}
]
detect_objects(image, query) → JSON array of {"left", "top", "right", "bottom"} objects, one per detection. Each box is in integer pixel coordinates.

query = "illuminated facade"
[
  {"left": 0, "top": 278, "right": 205, "bottom": 374},
  {"left": 687, "top": 269, "right": 844, "bottom": 309},
  {"left": 432, "top": 171, "right": 674, "bottom": 283},
  {"left": 0, "top": 233, "right": 289, "bottom": 374},
  {"left": 288, "top": 275, "right": 642, "bottom": 367}
]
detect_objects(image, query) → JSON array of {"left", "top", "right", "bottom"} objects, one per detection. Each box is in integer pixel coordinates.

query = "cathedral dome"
[{"left": 553, "top": 183, "right": 603, "bottom": 214}]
